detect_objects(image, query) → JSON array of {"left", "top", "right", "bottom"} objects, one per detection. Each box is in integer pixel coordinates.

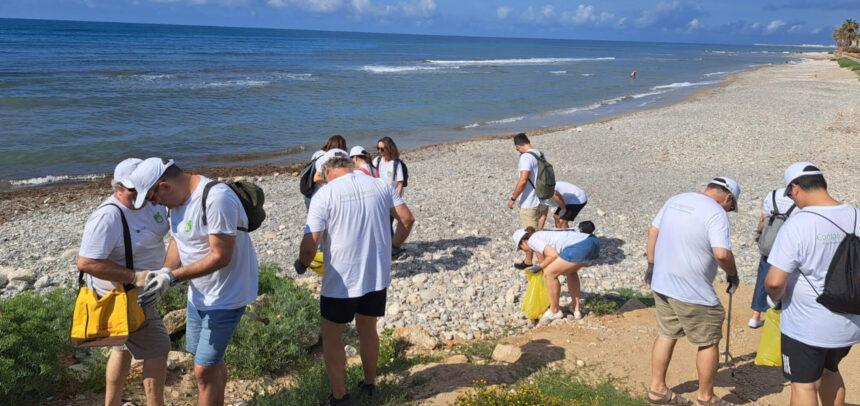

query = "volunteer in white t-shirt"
[
  {"left": 644, "top": 177, "right": 741, "bottom": 406},
  {"left": 508, "top": 133, "right": 549, "bottom": 270},
  {"left": 765, "top": 162, "right": 860, "bottom": 403},
  {"left": 297, "top": 155, "right": 414, "bottom": 405},
  {"left": 748, "top": 186, "right": 796, "bottom": 328},
  {"left": 304, "top": 135, "right": 348, "bottom": 208},
  {"left": 513, "top": 222, "right": 600, "bottom": 322},
  {"left": 548, "top": 181, "right": 589, "bottom": 228},
  {"left": 128, "top": 158, "right": 259, "bottom": 406},
  {"left": 372, "top": 136, "right": 405, "bottom": 196},
  {"left": 350, "top": 146, "right": 373, "bottom": 176},
  {"left": 76, "top": 158, "right": 171, "bottom": 406}
]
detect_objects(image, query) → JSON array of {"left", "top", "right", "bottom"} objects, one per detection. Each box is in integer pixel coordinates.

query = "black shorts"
[
  {"left": 555, "top": 202, "right": 587, "bottom": 221},
  {"left": 320, "top": 288, "right": 387, "bottom": 324},
  {"left": 781, "top": 333, "right": 852, "bottom": 383}
]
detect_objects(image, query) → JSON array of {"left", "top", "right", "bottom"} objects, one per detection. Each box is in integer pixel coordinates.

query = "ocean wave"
[
  {"left": 651, "top": 81, "right": 718, "bottom": 91},
  {"left": 426, "top": 57, "right": 614, "bottom": 66},
  {"left": 581, "top": 73, "right": 594, "bottom": 77},
  {"left": 273, "top": 73, "right": 314, "bottom": 80},
  {"left": 550, "top": 70, "right": 567, "bottom": 75},
  {"left": 193, "top": 80, "right": 271, "bottom": 89},
  {"left": 126, "top": 74, "right": 176, "bottom": 81},
  {"left": 753, "top": 43, "right": 836, "bottom": 48},
  {"left": 461, "top": 115, "right": 525, "bottom": 129},
  {"left": 10, "top": 173, "right": 103, "bottom": 187},
  {"left": 360, "top": 65, "right": 450, "bottom": 74},
  {"left": 703, "top": 71, "right": 733, "bottom": 77}
]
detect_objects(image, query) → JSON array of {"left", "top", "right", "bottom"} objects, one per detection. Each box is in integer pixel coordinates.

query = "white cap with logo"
[
  {"left": 315, "top": 148, "right": 349, "bottom": 173},
  {"left": 113, "top": 158, "right": 142, "bottom": 189},
  {"left": 128, "top": 157, "right": 174, "bottom": 209},
  {"left": 783, "top": 162, "right": 823, "bottom": 195},
  {"left": 349, "top": 146, "right": 368, "bottom": 157},
  {"left": 707, "top": 176, "right": 741, "bottom": 212},
  {"left": 512, "top": 229, "right": 527, "bottom": 250}
]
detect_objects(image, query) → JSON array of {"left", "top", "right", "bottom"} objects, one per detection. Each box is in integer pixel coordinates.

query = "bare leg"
[
  {"left": 819, "top": 369, "right": 846, "bottom": 406},
  {"left": 649, "top": 336, "right": 677, "bottom": 400},
  {"left": 141, "top": 356, "right": 167, "bottom": 406},
  {"left": 537, "top": 206, "right": 548, "bottom": 230},
  {"left": 355, "top": 315, "right": 379, "bottom": 385},
  {"left": 750, "top": 310, "right": 762, "bottom": 321},
  {"left": 105, "top": 350, "right": 133, "bottom": 406},
  {"left": 322, "top": 319, "right": 348, "bottom": 399},
  {"left": 695, "top": 343, "right": 719, "bottom": 402},
  {"left": 565, "top": 270, "right": 582, "bottom": 313},
  {"left": 542, "top": 257, "right": 581, "bottom": 313},
  {"left": 791, "top": 381, "right": 821, "bottom": 406},
  {"left": 194, "top": 363, "right": 227, "bottom": 406}
]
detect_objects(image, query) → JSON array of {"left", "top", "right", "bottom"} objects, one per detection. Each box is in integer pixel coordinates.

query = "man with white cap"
[
  {"left": 128, "top": 158, "right": 259, "bottom": 406},
  {"left": 314, "top": 148, "right": 349, "bottom": 183},
  {"left": 76, "top": 158, "right": 170, "bottom": 406},
  {"left": 645, "top": 176, "right": 741, "bottom": 406},
  {"left": 765, "top": 162, "right": 860, "bottom": 405}
]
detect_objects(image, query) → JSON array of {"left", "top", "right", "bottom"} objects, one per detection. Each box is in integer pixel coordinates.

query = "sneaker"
[
  {"left": 514, "top": 261, "right": 533, "bottom": 270},
  {"left": 357, "top": 381, "right": 377, "bottom": 398},
  {"left": 748, "top": 318, "right": 764, "bottom": 329},
  {"left": 327, "top": 394, "right": 353, "bottom": 406},
  {"left": 568, "top": 304, "right": 583, "bottom": 319},
  {"left": 540, "top": 309, "right": 564, "bottom": 323}
]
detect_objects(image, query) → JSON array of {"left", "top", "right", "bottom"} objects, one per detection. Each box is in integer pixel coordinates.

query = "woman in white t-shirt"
[
  {"left": 372, "top": 136, "right": 405, "bottom": 197},
  {"left": 513, "top": 222, "right": 601, "bottom": 322}
]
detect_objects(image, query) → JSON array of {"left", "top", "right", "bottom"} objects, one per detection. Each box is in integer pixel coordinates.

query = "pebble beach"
[{"left": 1, "top": 56, "right": 859, "bottom": 342}]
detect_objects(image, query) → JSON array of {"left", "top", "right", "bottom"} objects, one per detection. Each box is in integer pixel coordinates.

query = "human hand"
[
  {"left": 645, "top": 263, "right": 654, "bottom": 285},
  {"left": 294, "top": 258, "right": 308, "bottom": 275},
  {"left": 138, "top": 272, "right": 174, "bottom": 306},
  {"left": 726, "top": 274, "right": 740, "bottom": 294},
  {"left": 530, "top": 264, "right": 542, "bottom": 273},
  {"left": 507, "top": 199, "right": 515, "bottom": 210},
  {"left": 767, "top": 296, "right": 782, "bottom": 310},
  {"left": 558, "top": 207, "right": 567, "bottom": 218},
  {"left": 144, "top": 267, "right": 172, "bottom": 285}
]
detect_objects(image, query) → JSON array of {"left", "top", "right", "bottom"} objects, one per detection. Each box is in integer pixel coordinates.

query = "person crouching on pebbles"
[{"left": 513, "top": 221, "right": 600, "bottom": 322}]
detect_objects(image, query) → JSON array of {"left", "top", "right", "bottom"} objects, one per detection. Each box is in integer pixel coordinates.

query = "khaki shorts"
[
  {"left": 654, "top": 292, "right": 724, "bottom": 347},
  {"left": 112, "top": 304, "right": 171, "bottom": 360},
  {"left": 518, "top": 206, "right": 542, "bottom": 229}
]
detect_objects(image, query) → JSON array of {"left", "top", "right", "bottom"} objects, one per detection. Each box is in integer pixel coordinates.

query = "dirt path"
[{"left": 410, "top": 284, "right": 860, "bottom": 405}]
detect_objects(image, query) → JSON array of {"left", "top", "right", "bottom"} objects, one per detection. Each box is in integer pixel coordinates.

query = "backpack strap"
[
  {"left": 771, "top": 190, "right": 779, "bottom": 216},
  {"left": 524, "top": 151, "right": 541, "bottom": 189},
  {"left": 202, "top": 181, "right": 249, "bottom": 232},
  {"left": 785, "top": 204, "right": 796, "bottom": 217},
  {"left": 392, "top": 159, "right": 400, "bottom": 183},
  {"left": 80, "top": 203, "right": 135, "bottom": 291},
  {"left": 371, "top": 156, "right": 381, "bottom": 177},
  {"left": 794, "top": 208, "right": 860, "bottom": 296}
]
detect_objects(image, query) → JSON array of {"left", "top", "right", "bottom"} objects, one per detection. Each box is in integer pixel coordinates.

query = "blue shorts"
[
  {"left": 559, "top": 235, "right": 600, "bottom": 264},
  {"left": 185, "top": 301, "right": 245, "bottom": 367}
]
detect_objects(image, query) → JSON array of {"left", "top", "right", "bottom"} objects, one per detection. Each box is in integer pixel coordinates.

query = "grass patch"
[
  {"left": 837, "top": 57, "right": 860, "bottom": 79},
  {"left": 456, "top": 368, "right": 647, "bottom": 406},
  {"left": 453, "top": 338, "right": 499, "bottom": 361},
  {"left": 585, "top": 288, "right": 654, "bottom": 316}
]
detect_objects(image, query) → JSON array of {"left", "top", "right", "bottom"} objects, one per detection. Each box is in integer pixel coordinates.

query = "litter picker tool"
[{"left": 722, "top": 291, "right": 736, "bottom": 376}]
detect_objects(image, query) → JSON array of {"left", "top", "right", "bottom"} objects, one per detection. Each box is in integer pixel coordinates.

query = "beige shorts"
[
  {"left": 112, "top": 304, "right": 171, "bottom": 360},
  {"left": 654, "top": 292, "right": 724, "bottom": 347},
  {"left": 518, "top": 206, "right": 542, "bottom": 229}
]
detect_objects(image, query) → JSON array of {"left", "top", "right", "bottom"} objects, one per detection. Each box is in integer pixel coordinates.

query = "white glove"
[
  {"left": 138, "top": 272, "right": 175, "bottom": 306},
  {"left": 530, "top": 264, "right": 542, "bottom": 273},
  {"left": 558, "top": 207, "right": 568, "bottom": 218},
  {"left": 145, "top": 267, "right": 172, "bottom": 284},
  {"left": 766, "top": 295, "right": 782, "bottom": 310}
]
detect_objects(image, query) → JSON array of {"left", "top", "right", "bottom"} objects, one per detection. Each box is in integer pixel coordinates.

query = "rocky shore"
[{"left": 2, "top": 58, "right": 859, "bottom": 343}]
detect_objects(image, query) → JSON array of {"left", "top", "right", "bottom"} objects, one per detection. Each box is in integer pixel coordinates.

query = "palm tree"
[{"left": 834, "top": 19, "right": 859, "bottom": 50}]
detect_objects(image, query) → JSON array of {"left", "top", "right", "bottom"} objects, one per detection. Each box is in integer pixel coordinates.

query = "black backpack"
[
  {"left": 299, "top": 157, "right": 320, "bottom": 198},
  {"left": 202, "top": 180, "right": 266, "bottom": 232},
  {"left": 798, "top": 209, "right": 860, "bottom": 315},
  {"left": 372, "top": 157, "right": 409, "bottom": 188}
]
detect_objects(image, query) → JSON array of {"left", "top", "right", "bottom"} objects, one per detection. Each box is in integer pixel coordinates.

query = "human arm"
[
  {"left": 646, "top": 225, "right": 659, "bottom": 264},
  {"left": 76, "top": 257, "right": 135, "bottom": 284},
  {"left": 391, "top": 203, "right": 414, "bottom": 248},
  {"left": 299, "top": 231, "right": 323, "bottom": 267},
  {"left": 755, "top": 213, "right": 766, "bottom": 241},
  {"left": 163, "top": 237, "right": 181, "bottom": 270},
  {"left": 551, "top": 191, "right": 565, "bottom": 210},
  {"left": 764, "top": 265, "right": 789, "bottom": 302},
  {"left": 508, "top": 170, "right": 530, "bottom": 209},
  {"left": 537, "top": 246, "right": 559, "bottom": 270},
  {"left": 170, "top": 234, "right": 235, "bottom": 282},
  {"left": 395, "top": 181, "right": 404, "bottom": 197}
]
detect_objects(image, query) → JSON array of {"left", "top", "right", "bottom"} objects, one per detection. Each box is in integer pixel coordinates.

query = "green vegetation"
[
  {"left": 453, "top": 338, "right": 499, "bottom": 361},
  {"left": 836, "top": 57, "right": 860, "bottom": 80},
  {"left": 833, "top": 19, "right": 858, "bottom": 51},
  {"left": 156, "top": 284, "right": 187, "bottom": 316},
  {"left": 584, "top": 288, "right": 654, "bottom": 316},
  {"left": 456, "top": 369, "right": 647, "bottom": 406}
]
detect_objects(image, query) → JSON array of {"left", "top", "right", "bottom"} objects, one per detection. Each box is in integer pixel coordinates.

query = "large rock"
[
  {"left": 167, "top": 350, "right": 194, "bottom": 371},
  {"left": 618, "top": 298, "right": 647, "bottom": 314},
  {"left": 163, "top": 309, "right": 186, "bottom": 339},
  {"left": 61, "top": 248, "right": 78, "bottom": 260},
  {"left": 7, "top": 269, "right": 35, "bottom": 284},
  {"left": 34, "top": 275, "right": 53, "bottom": 289},
  {"left": 393, "top": 325, "right": 437, "bottom": 351},
  {"left": 491, "top": 344, "right": 522, "bottom": 364}
]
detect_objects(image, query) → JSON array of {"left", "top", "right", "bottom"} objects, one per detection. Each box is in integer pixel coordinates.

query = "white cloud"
[
  {"left": 558, "top": 4, "right": 615, "bottom": 25},
  {"left": 265, "top": 0, "right": 435, "bottom": 17},
  {"left": 152, "top": 0, "right": 249, "bottom": 5},
  {"left": 400, "top": 0, "right": 436, "bottom": 17},
  {"left": 497, "top": 5, "right": 512, "bottom": 20},
  {"left": 267, "top": 0, "right": 343, "bottom": 12},
  {"left": 765, "top": 19, "right": 786, "bottom": 34},
  {"left": 686, "top": 18, "right": 703, "bottom": 31}
]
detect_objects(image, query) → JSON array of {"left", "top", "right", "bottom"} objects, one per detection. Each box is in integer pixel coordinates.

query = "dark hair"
[
  {"left": 513, "top": 133, "right": 530, "bottom": 146},
  {"left": 578, "top": 221, "right": 595, "bottom": 234},
  {"left": 322, "top": 135, "right": 346, "bottom": 152},
  {"left": 161, "top": 162, "right": 182, "bottom": 180},
  {"left": 793, "top": 173, "right": 827, "bottom": 192},
  {"left": 705, "top": 183, "right": 731, "bottom": 196},
  {"left": 520, "top": 226, "right": 537, "bottom": 247},
  {"left": 377, "top": 136, "right": 400, "bottom": 160}
]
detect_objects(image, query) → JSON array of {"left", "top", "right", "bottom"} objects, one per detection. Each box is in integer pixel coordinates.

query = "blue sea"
[{"left": 0, "top": 18, "right": 811, "bottom": 187}]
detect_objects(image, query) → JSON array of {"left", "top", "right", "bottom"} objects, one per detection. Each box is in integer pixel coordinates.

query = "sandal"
[
  {"left": 648, "top": 389, "right": 693, "bottom": 405},
  {"left": 696, "top": 396, "right": 733, "bottom": 406},
  {"left": 513, "top": 261, "right": 533, "bottom": 270}
]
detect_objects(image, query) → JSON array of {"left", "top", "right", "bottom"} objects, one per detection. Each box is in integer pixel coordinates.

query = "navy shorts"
[
  {"left": 555, "top": 202, "right": 587, "bottom": 221},
  {"left": 559, "top": 235, "right": 600, "bottom": 264},
  {"left": 320, "top": 288, "right": 387, "bottom": 324},
  {"left": 782, "top": 333, "right": 852, "bottom": 383}
]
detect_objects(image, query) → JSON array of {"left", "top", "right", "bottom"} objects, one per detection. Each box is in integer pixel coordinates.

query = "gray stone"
[
  {"left": 345, "top": 345, "right": 358, "bottom": 357},
  {"left": 163, "top": 309, "right": 186, "bottom": 339},
  {"left": 393, "top": 325, "right": 437, "bottom": 351},
  {"left": 491, "top": 344, "right": 522, "bottom": 363},
  {"left": 34, "top": 275, "right": 53, "bottom": 289},
  {"left": 7, "top": 269, "right": 35, "bottom": 284}
]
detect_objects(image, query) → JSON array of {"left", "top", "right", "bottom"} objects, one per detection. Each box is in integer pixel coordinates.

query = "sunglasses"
[{"left": 377, "top": 146, "right": 386, "bottom": 151}]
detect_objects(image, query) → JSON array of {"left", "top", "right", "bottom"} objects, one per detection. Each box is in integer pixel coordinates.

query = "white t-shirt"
[
  {"left": 169, "top": 176, "right": 259, "bottom": 310},
  {"left": 527, "top": 230, "right": 591, "bottom": 254},
  {"left": 768, "top": 204, "right": 860, "bottom": 348},
  {"left": 762, "top": 188, "right": 795, "bottom": 216},
  {"left": 305, "top": 173, "right": 405, "bottom": 298},
  {"left": 516, "top": 149, "right": 541, "bottom": 209},
  {"left": 78, "top": 196, "right": 169, "bottom": 297},
  {"left": 651, "top": 192, "right": 732, "bottom": 306},
  {"left": 554, "top": 181, "right": 588, "bottom": 205},
  {"left": 372, "top": 157, "right": 405, "bottom": 191}
]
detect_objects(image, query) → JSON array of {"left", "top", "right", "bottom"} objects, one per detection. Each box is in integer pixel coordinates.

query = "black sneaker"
[
  {"left": 357, "top": 381, "right": 377, "bottom": 398},
  {"left": 392, "top": 246, "right": 405, "bottom": 260},
  {"left": 513, "top": 261, "right": 532, "bottom": 270},
  {"left": 327, "top": 394, "right": 353, "bottom": 406}
]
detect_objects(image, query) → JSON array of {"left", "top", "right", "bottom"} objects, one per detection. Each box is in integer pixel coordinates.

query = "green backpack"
[
  {"left": 202, "top": 180, "right": 266, "bottom": 232},
  {"left": 526, "top": 151, "right": 556, "bottom": 200}
]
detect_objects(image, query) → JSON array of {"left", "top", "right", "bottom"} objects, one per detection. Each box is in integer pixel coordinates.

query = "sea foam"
[{"left": 426, "top": 57, "right": 614, "bottom": 66}]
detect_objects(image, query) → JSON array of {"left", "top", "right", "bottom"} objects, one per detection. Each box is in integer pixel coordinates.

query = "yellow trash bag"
[
  {"left": 70, "top": 281, "right": 146, "bottom": 347},
  {"left": 310, "top": 251, "right": 325, "bottom": 276},
  {"left": 755, "top": 308, "right": 782, "bottom": 367},
  {"left": 522, "top": 271, "right": 551, "bottom": 320}
]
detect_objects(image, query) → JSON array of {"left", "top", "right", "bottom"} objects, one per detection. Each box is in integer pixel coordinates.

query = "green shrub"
[
  {"left": 456, "top": 382, "right": 564, "bottom": 405},
  {"left": 454, "top": 338, "right": 499, "bottom": 361},
  {"left": 257, "top": 263, "right": 283, "bottom": 295},
  {"left": 156, "top": 284, "right": 187, "bottom": 317},
  {"left": 226, "top": 274, "right": 320, "bottom": 378},
  {"left": 585, "top": 288, "right": 654, "bottom": 316},
  {"left": 0, "top": 289, "right": 76, "bottom": 404}
]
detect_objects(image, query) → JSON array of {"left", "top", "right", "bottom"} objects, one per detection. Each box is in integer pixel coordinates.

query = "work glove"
[
  {"left": 558, "top": 206, "right": 568, "bottom": 218},
  {"left": 726, "top": 274, "right": 740, "bottom": 294},
  {"left": 529, "top": 264, "right": 542, "bottom": 273},
  {"left": 767, "top": 295, "right": 782, "bottom": 310},
  {"left": 645, "top": 263, "right": 654, "bottom": 285},
  {"left": 138, "top": 271, "right": 175, "bottom": 306},
  {"left": 144, "top": 267, "right": 172, "bottom": 285},
  {"left": 294, "top": 258, "right": 308, "bottom": 275}
]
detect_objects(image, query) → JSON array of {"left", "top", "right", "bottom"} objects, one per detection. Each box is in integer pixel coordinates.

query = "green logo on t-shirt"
[
  {"left": 153, "top": 212, "right": 164, "bottom": 224},
  {"left": 183, "top": 220, "right": 193, "bottom": 233}
]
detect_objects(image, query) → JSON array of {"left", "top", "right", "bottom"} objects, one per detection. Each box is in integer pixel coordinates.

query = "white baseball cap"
[
  {"left": 707, "top": 176, "right": 741, "bottom": 211},
  {"left": 315, "top": 148, "right": 348, "bottom": 173},
  {"left": 128, "top": 157, "right": 174, "bottom": 209},
  {"left": 349, "top": 146, "right": 368, "bottom": 158},
  {"left": 783, "top": 162, "right": 823, "bottom": 195},
  {"left": 113, "top": 158, "right": 142, "bottom": 189},
  {"left": 512, "top": 229, "right": 527, "bottom": 250}
]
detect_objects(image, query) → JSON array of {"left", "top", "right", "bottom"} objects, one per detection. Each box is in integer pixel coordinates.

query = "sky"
[{"left": 1, "top": 0, "right": 858, "bottom": 45}]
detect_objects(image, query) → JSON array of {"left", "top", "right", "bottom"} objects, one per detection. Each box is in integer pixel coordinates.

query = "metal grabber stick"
[{"left": 723, "top": 292, "right": 735, "bottom": 371}]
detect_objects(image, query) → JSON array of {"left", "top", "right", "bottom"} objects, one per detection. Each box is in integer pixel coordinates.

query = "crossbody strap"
[
  {"left": 771, "top": 190, "right": 779, "bottom": 216},
  {"left": 79, "top": 203, "right": 134, "bottom": 291},
  {"left": 524, "top": 151, "right": 541, "bottom": 189},
  {"left": 202, "top": 181, "right": 248, "bottom": 232},
  {"left": 794, "top": 208, "right": 859, "bottom": 296}
]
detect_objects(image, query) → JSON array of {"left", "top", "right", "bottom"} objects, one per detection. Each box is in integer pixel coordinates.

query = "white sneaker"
[
  {"left": 568, "top": 304, "right": 583, "bottom": 319},
  {"left": 748, "top": 318, "right": 764, "bottom": 329},
  {"left": 540, "top": 309, "right": 564, "bottom": 323}
]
